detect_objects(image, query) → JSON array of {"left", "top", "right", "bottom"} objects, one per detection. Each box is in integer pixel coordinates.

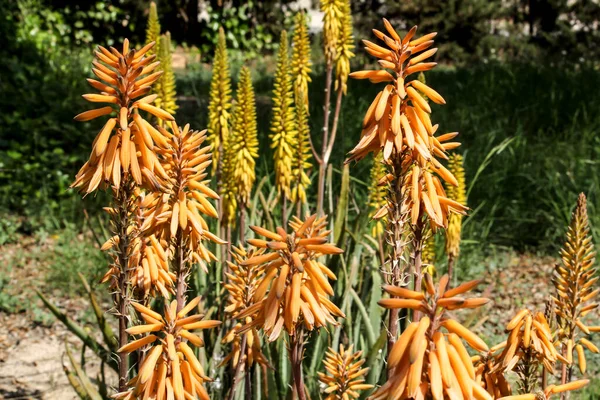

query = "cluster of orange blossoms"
[
  {"left": 98, "top": 124, "right": 224, "bottom": 296},
  {"left": 100, "top": 213, "right": 175, "bottom": 298},
  {"left": 495, "top": 309, "right": 564, "bottom": 373},
  {"left": 236, "top": 214, "right": 345, "bottom": 340},
  {"left": 72, "top": 38, "right": 224, "bottom": 398},
  {"left": 114, "top": 299, "right": 221, "bottom": 400},
  {"left": 138, "top": 124, "right": 225, "bottom": 267},
  {"left": 72, "top": 39, "right": 174, "bottom": 193},
  {"left": 348, "top": 20, "right": 466, "bottom": 229},
  {"left": 221, "top": 246, "right": 270, "bottom": 369},
  {"left": 373, "top": 274, "right": 493, "bottom": 400},
  {"left": 317, "top": 344, "right": 373, "bottom": 399}
]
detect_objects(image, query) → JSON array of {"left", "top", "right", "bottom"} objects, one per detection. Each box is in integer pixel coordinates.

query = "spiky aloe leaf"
[
  {"left": 63, "top": 362, "right": 89, "bottom": 400},
  {"left": 350, "top": 288, "right": 376, "bottom": 347},
  {"left": 65, "top": 342, "right": 104, "bottom": 400},
  {"left": 78, "top": 273, "right": 117, "bottom": 351},
  {"left": 36, "top": 289, "right": 117, "bottom": 371},
  {"left": 334, "top": 163, "right": 350, "bottom": 244}
]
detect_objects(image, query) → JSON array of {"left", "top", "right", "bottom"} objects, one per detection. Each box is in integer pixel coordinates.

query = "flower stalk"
[{"left": 316, "top": 0, "right": 354, "bottom": 216}]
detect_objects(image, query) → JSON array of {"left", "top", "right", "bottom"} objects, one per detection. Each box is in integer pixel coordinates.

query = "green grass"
[{"left": 44, "top": 225, "right": 107, "bottom": 296}]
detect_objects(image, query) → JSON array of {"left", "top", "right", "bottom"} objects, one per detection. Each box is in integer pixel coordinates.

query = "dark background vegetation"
[{"left": 1, "top": 0, "right": 599, "bottom": 255}]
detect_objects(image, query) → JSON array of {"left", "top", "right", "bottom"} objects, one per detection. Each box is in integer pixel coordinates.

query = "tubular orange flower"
[
  {"left": 71, "top": 39, "right": 174, "bottom": 194},
  {"left": 317, "top": 344, "right": 373, "bottom": 399},
  {"left": 346, "top": 19, "right": 466, "bottom": 238},
  {"left": 142, "top": 123, "right": 225, "bottom": 268},
  {"left": 493, "top": 309, "right": 566, "bottom": 393},
  {"left": 347, "top": 20, "right": 446, "bottom": 164},
  {"left": 498, "top": 379, "right": 589, "bottom": 400},
  {"left": 100, "top": 195, "right": 175, "bottom": 299},
  {"left": 114, "top": 297, "right": 221, "bottom": 400},
  {"left": 221, "top": 246, "right": 269, "bottom": 369},
  {"left": 373, "top": 274, "right": 491, "bottom": 400},
  {"left": 237, "top": 214, "right": 345, "bottom": 341}
]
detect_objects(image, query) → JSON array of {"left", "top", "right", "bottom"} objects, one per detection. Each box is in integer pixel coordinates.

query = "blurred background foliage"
[{"left": 0, "top": 0, "right": 599, "bottom": 254}]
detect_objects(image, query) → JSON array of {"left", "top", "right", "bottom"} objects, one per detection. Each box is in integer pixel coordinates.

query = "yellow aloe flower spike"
[
  {"left": 237, "top": 214, "right": 345, "bottom": 341},
  {"left": 553, "top": 193, "right": 599, "bottom": 378},
  {"left": 145, "top": 2, "right": 160, "bottom": 59},
  {"left": 270, "top": 30, "right": 297, "bottom": 200},
  {"left": 208, "top": 27, "right": 232, "bottom": 173},
  {"left": 155, "top": 32, "right": 178, "bottom": 123},
  {"left": 367, "top": 153, "right": 388, "bottom": 237},
  {"left": 445, "top": 153, "right": 467, "bottom": 275},
  {"left": 375, "top": 274, "right": 491, "bottom": 400},
  {"left": 291, "top": 11, "right": 312, "bottom": 110},
  {"left": 71, "top": 39, "right": 173, "bottom": 194},
  {"left": 115, "top": 298, "right": 221, "bottom": 400},
  {"left": 320, "top": 0, "right": 344, "bottom": 63},
  {"left": 317, "top": 344, "right": 374, "bottom": 399},
  {"left": 334, "top": 0, "right": 355, "bottom": 95},
  {"left": 422, "top": 229, "right": 437, "bottom": 276},
  {"left": 222, "top": 66, "right": 259, "bottom": 226},
  {"left": 290, "top": 90, "right": 312, "bottom": 206},
  {"left": 221, "top": 246, "right": 270, "bottom": 369}
]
